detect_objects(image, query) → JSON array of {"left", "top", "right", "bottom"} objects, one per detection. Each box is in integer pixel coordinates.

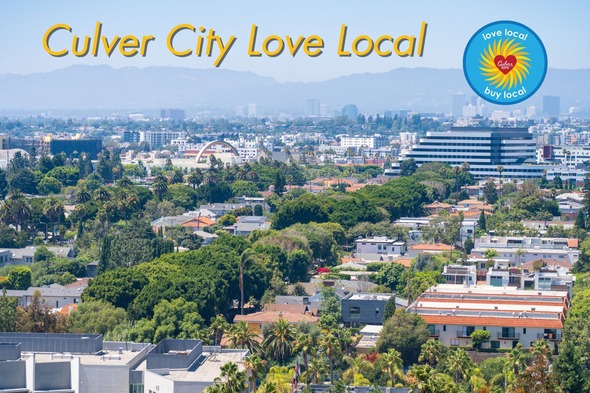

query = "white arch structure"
[{"left": 194, "top": 140, "right": 240, "bottom": 163}]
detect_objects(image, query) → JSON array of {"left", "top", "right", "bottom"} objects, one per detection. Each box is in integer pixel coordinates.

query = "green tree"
[
  {"left": 68, "top": 300, "right": 128, "bottom": 335},
  {"left": 445, "top": 348, "right": 472, "bottom": 384},
  {"left": 227, "top": 321, "right": 262, "bottom": 354},
  {"left": 210, "top": 314, "right": 229, "bottom": 346},
  {"left": 483, "top": 180, "right": 498, "bottom": 204},
  {"left": 470, "top": 329, "right": 491, "bottom": 351},
  {"left": 381, "top": 348, "right": 404, "bottom": 387},
  {"left": 383, "top": 296, "right": 397, "bottom": 320},
  {"left": 418, "top": 339, "right": 443, "bottom": 367},
  {"left": 37, "top": 176, "right": 63, "bottom": 195},
  {"left": 293, "top": 333, "right": 315, "bottom": 387},
  {"left": 82, "top": 268, "right": 149, "bottom": 310},
  {"left": 377, "top": 309, "right": 429, "bottom": 365},
  {"left": 478, "top": 210, "right": 487, "bottom": 232},
  {"left": 0, "top": 291, "right": 17, "bottom": 331},
  {"left": 320, "top": 332, "right": 342, "bottom": 384},
  {"left": 7, "top": 266, "right": 32, "bottom": 289},
  {"left": 205, "top": 362, "right": 248, "bottom": 393},
  {"left": 263, "top": 318, "right": 297, "bottom": 363},
  {"left": 400, "top": 159, "right": 417, "bottom": 176},
  {"left": 243, "top": 354, "right": 266, "bottom": 393}
]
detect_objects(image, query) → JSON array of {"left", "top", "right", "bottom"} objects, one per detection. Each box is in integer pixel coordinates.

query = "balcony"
[
  {"left": 429, "top": 330, "right": 440, "bottom": 337},
  {"left": 537, "top": 332, "right": 562, "bottom": 341},
  {"left": 457, "top": 330, "right": 473, "bottom": 338},
  {"left": 497, "top": 332, "right": 520, "bottom": 340}
]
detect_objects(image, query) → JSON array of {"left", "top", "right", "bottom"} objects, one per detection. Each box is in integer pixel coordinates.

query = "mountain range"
[{"left": 0, "top": 65, "right": 589, "bottom": 116}]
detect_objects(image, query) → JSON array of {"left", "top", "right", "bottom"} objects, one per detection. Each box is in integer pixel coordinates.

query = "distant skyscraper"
[
  {"left": 452, "top": 93, "right": 466, "bottom": 118},
  {"left": 235, "top": 106, "right": 245, "bottom": 117},
  {"left": 319, "top": 104, "right": 328, "bottom": 117},
  {"left": 341, "top": 104, "right": 359, "bottom": 121},
  {"left": 543, "top": 96, "right": 560, "bottom": 117},
  {"left": 305, "top": 99, "right": 320, "bottom": 117},
  {"left": 248, "top": 103, "right": 258, "bottom": 117},
  {"left": 160, "top": 109, "right": 185, "bottom": 121}
]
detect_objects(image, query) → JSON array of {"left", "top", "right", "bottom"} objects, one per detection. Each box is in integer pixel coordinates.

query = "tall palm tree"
[
  {"left": 419, "top": 339, "right": 443, "bottom": 367},
  {"left": 406, "top": 364, "right": 435, "bottom": 393},
  {"left": 4, "top": 191, "right": 32, "bottom": 232},
  {"left": 228, "top": 321, "right": 261, "bottom": 354},
  {"left": 153, "top": 174, "right": 169, "bottom": 201},
  {"left": 320, "top": 332, "right": 342, "bottom": 384},
  {"left": 445, "top": 348, "right": 472, "bottom": 384},
  {"left": 76, "top": 187, "right": 92, "bottom": 203},
  {"left": 381, "top": 348, "right": 404, "bottom": 388},
  {"left": 207, "top": 362, "right": 247, "bottom": 393},
  {"left": 308, "top": 355, "right": 328, "bottom": 384},
  {"left": 262, "top": 318, "right": 297, "bottom": 363},
  {"left": 117, "top": 176, "right": 133, "bottom": 188},
  {"left": 93, "top": 186, "right": 111, "bottom": 203},
  {"left": 452, "top": 166, "right": 461, "bottom": 192},
  {"left": 293, "top": 333, "right": 315, "bottom": 387},
  {"left": 171, "top": 169, "right": 184, "bottom": 184},
  {"left": 188, "top": 169, "right": 204, "bottom": 189},
  {"left": 43, "top": 197, "right": 65, "bottom": 243},
  {"left": 243, "top": 354, "right": 266, "bottom": 393},
  {"left": 506, "top": 343, "right": 528, "bottom": 377},
  {"left": 210, "top": 314, "right": 229, "bottom": 346}
]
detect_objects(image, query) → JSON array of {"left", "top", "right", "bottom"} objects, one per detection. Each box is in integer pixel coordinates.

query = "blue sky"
[{"left": 0, "top": 0, "right": 588, "bottom": 82}]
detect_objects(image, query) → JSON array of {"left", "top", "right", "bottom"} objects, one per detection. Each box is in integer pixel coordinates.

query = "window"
[
  {"left": 523, "top": 328, "right": 527, "bottom": 334},
  {"left": 349, "top": 306, "right": 361, "bottom": 318},
  {"left": 443, "top": 325, "right": 447, "bottom": 332},
  {"left": 375, "top": 307, "right": 380, "bottom": 317},
  {"left": 491, "top": 341, "right": 500, "bottom": 349}
]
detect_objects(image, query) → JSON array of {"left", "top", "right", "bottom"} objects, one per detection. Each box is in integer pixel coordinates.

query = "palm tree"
[
  {"left": 419, "top": 339, "right": 443, "bottom": 367},
  {"left": 406, "top": 364, "right": 435, "bottom": 393},
  {"left": 262, "top": 318, "right": 297, "bottom": 363},
  {"left": 188, "top": 169, "right": 204, "bottom": 189},
  {"left": 117, "top": 176, "right": 133, "bottom": 188},
  {"left": 308, "top": 355, "right": 328, "bottom": 384},
  {"left": 43, "top": 197, "right": 65, "bottom": 243},
  {"left": 3, "top": 191, "right": 32, "bottom": 232},
  {"left": 497, "top": 165, "right": 504, "bottom": 196},
  {"left": 445, "top": 348, "right": 472, "bottom": 384},
  {"left": 381, "top": 348, "right": 404, "bottom": 388},
  {"left": 76, "top": 187, "right": 92, "bottom": 203},
  {"left": 320, "top": 332, "right": 342, "bottom": 384},
  {"left": 210, "top": 314, "right": 229, "bottom": 346},
  {"left": 227, "top": 321, "right": 261, "bottom": 354},
  {"left": 93, "top": 187, "right": 111, "bottom": 202},
  {"left": 171, "top": 169, "right": 184, "bottom": 184},
  {"left": 452, "top": 166, "right": 461, "bottom": 192},
  {"left": 153, "top": 174, "right": 169, "bottom": 201},
  {"left": 207, "top": 362, "right": 247, "bottom": 393},
  {"left": 531, "top": 339, "right": 551, "bottom": 359},
  {"left": 506, "top": 343, "right": 528, "bottom": 377},
  {"left": 243, "top": 354, "right": 266, "bottom": 393},
  {"left": 293, "top": 333, "right": 315, "bottom": 387}
]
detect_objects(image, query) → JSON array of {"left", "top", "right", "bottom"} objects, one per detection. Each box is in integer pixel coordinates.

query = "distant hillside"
[{"left": 0, "top": 65, "right": 588, "bottom": 115}]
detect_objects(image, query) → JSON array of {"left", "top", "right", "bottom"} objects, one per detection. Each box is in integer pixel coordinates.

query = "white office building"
[{"left": 403, "top": 127, "right": 547, "bottom": 179}]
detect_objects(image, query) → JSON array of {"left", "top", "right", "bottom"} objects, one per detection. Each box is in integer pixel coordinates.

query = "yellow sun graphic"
[{"left": 479, "top": 38, "right": 530, "bottom": 89}]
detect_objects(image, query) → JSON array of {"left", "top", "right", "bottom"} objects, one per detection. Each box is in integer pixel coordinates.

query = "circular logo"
[{"left": 463, "top": 20, "right": 547, "bottom": 105}]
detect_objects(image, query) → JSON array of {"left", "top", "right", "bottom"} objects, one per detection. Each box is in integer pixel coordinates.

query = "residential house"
[
  {"left": 355, "top": 237, "right": 406, "bottom": 256},
  {"left": 408, "top": 284, "right": 569, "bottom": 351},
  {"left": 473, "top": 235, "right": 580, "bottom": 265},
  {"left": 4, "top": 284, "right": 83, "bottom": 308},
  {"left": 198, "top": 203, "right": 247, "bottom": 216},
  {"left": 233, "top": 310, "right": 319, "bottom": 335},
  {"left": 423, "top": 201, "right": 453, "bottom": 215},
  {"left": 223, "top": 216, "right": 271, "bottom": 236},
  {"left": 442, "top": 265, "right": 476, "bottom": 285},
  {"left": 341, "top": 293, "right": 394, "bottom": 326},
  {"left": 150, "top": 215, "right": 216, "bottom": 233}
]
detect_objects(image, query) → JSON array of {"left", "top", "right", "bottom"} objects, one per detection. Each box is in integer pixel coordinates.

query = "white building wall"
[{"left": 79, "top": 364, "right": 129, "bottom": 393}]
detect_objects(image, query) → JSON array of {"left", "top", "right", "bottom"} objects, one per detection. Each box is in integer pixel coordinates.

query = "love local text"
[{"left": 42, "top": 22, "right": 428, "bottom": 67}]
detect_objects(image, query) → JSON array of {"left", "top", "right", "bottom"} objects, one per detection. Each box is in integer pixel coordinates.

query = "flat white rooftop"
[
  {"left": 428, "top": 284, "right": 568, "bottom": 298},
  {"left": 159, "top": 351, "right": 246, "bottom": 382}
]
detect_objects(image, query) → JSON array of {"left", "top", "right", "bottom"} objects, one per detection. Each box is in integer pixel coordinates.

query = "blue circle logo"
[{"left": 463, "top": 21, "right": 547, "bottom": 105}]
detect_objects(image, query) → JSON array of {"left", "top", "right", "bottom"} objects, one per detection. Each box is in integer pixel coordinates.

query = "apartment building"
[{"left": 408, "top": 284, "right": 568, "bottom": 351}]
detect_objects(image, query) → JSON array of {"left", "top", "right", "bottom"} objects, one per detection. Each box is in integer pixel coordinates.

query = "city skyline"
[{"left": 1, "top": 0, "right": 589, "bottom": 82}]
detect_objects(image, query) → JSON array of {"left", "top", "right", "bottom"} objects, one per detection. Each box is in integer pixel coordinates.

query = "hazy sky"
[{"left": 1, "top": 0, "right": 588, "bottom": 82}]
